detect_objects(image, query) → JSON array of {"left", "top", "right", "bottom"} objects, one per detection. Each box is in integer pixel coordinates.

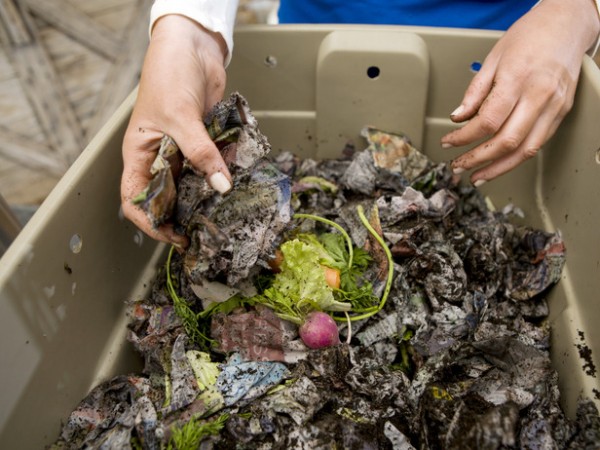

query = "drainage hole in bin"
[
  {"left": 596, "top": 148, "right": 600, "bottom": 165},
  {"left": 264, "top": 55, "right": 277, "bottom": 68},
  {"left": 470, "top": 61, "right": 482, "bottom": 73},
  {"left": 367, "top": 66, "right": 380, "bottom": 79},
  {"left": 69, "top": 234, "right": 83, "bottom": 254},
  {"left": 134, "top": 230, "right": 144, "bottom": 247}
]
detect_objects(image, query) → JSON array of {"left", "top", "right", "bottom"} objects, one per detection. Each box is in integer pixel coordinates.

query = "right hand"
[
  {"left": 441, "top": 0, "right": 600, "bottom": 185},
  {"left": 121, "top": 15, "right": 232, "bottom": 247}
]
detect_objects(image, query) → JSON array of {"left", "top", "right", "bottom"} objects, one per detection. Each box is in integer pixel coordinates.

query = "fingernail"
[
  {"left": 453, "top": 167, "right": 465, "bottom": 175},
  {"left": 450, "top": 105, "right": 465, "bottom": 117},
  {"left": 442, "top": 142, "right": 453, "bottom": 149},
  {"left": 473, "top": 179, "right": 487, "bottom": 188},
  {"left": 209, "top": 172, "right": 232, "bottom": 194}
]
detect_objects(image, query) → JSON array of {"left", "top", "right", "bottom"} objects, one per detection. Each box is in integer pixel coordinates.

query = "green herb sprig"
[
  {"left": 165, "top": 247, "right": 215, "bottom": 350},
  {"left": 166, "top": 413, "right": 229, "bottom": 450}
]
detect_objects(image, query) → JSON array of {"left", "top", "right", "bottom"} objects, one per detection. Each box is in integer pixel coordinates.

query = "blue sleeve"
[{"left": 278, "top": 0, "right": 538, "bottom": 31}]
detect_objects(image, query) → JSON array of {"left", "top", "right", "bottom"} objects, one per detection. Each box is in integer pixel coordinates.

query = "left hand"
[
  {"left": 441, "top": 0, "right": 600, "bottom": 185},
  {"left": 121, "top": 15, "right": 230, "bottom": 247}
]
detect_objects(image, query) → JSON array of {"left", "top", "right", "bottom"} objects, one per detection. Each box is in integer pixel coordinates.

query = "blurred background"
[{"left": 0, "top": 0, "right": 278, "bottom": 231}]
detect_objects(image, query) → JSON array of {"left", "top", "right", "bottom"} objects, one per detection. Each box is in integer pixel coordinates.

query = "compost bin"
[{"left": 1, "top": 25, "right": 600, "bottom": 448}]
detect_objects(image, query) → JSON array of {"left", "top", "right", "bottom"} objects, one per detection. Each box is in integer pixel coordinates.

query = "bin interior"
[{"left": 1, "top": 25, "right": 599, "bottom": 448}]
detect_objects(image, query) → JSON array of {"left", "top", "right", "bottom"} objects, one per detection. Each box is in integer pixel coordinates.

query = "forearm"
[{"left": 150, "top": 0, "right": 239, "bottom": 66}]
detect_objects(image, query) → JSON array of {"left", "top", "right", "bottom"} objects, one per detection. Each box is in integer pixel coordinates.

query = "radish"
[{"left": 299, "top": 311, "right": 341, "bottom": 349}]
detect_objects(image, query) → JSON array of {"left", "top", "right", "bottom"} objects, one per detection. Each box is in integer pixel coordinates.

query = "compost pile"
[{"left": 52, "top": 93, "right": 600, "bottom": 450}]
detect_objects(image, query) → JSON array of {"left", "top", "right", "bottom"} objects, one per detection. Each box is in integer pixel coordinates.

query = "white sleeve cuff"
[{"left": 150, "top": 0, "right": 239, "bottom": 67}]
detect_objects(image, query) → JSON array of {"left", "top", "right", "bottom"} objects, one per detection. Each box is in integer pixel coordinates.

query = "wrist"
[
  {"left": 152, "top": 15, "right": 228, "bottom": 67},
  {"left": 587, "top": 0, "right": 600, "bottom": 54},
  {"left": 149, "top": 0, "right": 238, "bottom": 67},
  {"left": 535, "top": 0, "right": 600, "bottom": 54},
  {"left": 571, "top": 0, "right": 600, "bottom": 54}
]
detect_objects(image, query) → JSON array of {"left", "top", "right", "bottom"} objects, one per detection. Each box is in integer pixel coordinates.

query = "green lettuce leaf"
[
  {"left": 186, "top": 350, "right": 220, "bottom": 391},
  {"left": 258, "top": 238, "right": 351, "bottom": 324}
]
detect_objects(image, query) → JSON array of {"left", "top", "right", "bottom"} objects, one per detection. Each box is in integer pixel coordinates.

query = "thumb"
[
  {"left": 450, "top": 61, "right": 496, "bottom": 123},
  {"left": 175, "top": 121, "right": 232, "bottom": 194}
]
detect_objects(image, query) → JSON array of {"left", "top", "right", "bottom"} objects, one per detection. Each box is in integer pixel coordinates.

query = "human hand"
[
  {"left": 121, "top": 15, "right": 232, "bottom": 247},
  {"left": 441, "top": 0, "right": 600, "bottom": 185}
]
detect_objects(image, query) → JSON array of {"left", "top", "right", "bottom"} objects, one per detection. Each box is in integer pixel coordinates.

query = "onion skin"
[
  {"left": 299, "top": 311, "right": 341, "bottom": 349},
  {"left": 322, "top": 267, "right": 341, "bottom": 289}
]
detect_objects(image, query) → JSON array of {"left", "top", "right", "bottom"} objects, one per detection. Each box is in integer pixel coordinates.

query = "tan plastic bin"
[{"left": 1, "top": 25, "right": 600, "bottom": 448}]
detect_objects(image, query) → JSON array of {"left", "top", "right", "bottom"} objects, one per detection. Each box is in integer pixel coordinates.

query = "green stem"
[
  {"left": 166, "top": 246, "right": 182, "bottom": 305},
  {"left": 333, "top": 205, "right": 394, "bottom": 322},
  {"left": 293, "top": 213, "right": 353, "bottom": 269}
]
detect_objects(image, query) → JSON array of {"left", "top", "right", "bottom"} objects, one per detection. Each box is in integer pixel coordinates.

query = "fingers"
[
  {"left": 450, "top": 95, "right": 545, "bottom": 173},
  {"left": 124, "top": 203, "right": 189, "bottom": 249},
  {"left": 443, "top": 74, "right": 520, "bottom": 148},
  {"left": 446, "top": 57, "right": 498, "bottom": 125},
  {"left": 121, "top": 128, "right": 188, "bottom": 247},
  {"left": 449, "top": 86, "right": 569, "bottom": 184},
  {"left": 470, "top": 115, "right": 563, "bottom": 184},
  {"left": 443, "top": 57, "right": 577, "bottom": 185},
  {"left": 121, "top": 129, "right": 161, "bottom": 216},
  {"left": 121, "top": 117, "right": 233, "bottom": 246},
  {"left": 174, "top": 119, "right": 233, "bottom": 194}
]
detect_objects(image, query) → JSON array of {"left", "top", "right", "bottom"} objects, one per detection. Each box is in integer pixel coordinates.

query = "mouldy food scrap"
[{"left": 51, "top": 94, "right": 600, "bottom": 450}]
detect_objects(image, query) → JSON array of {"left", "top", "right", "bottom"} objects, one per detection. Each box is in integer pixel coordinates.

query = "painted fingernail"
[
  {"left": 450, "top": 105, "right": 465, "bottom": 117},
  {"left": 209, "top": 172, "right": 232, "bottom": 194},
  {"left": 452, "top": 167, "right": 465, "bottom": 175},
  {"left": 442, "top": 142, "right": 453, "bottom": 149},
  {"left": 473, "top": 179, "right": 487, "bottom": 188}
]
